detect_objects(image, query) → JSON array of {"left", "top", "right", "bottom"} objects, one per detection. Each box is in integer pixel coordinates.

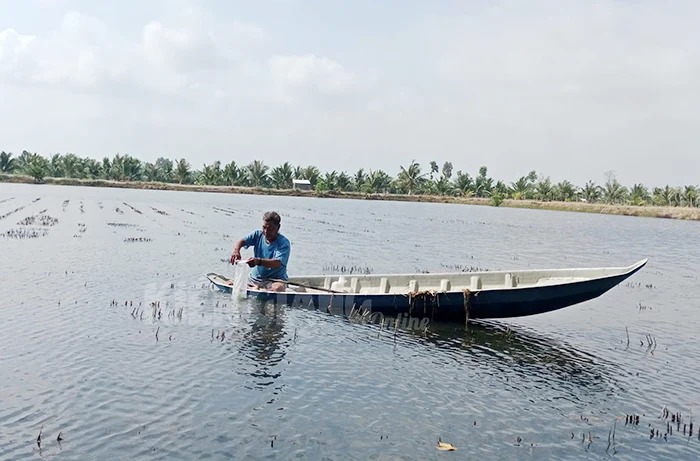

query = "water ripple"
[{"left": 1, "top": 183, "right": 699, "bottom": 459}]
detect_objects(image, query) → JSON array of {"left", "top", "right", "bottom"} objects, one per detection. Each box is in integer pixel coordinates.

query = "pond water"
[{"left": 1, "top": 182, "right": 699, "bottom": 460}]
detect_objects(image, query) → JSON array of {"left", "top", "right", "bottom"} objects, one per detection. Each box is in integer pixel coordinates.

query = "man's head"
[{"left": 262, "top": 211, "right": 281, "bottom": 241}]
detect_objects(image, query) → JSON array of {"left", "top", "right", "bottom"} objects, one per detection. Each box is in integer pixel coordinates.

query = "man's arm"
[
  {"left": 253, "top": 237, "right": 290, "bottom": 269},
  {"left": 231, "top": 230, "right": 263, "bottom": 264},
  {"left": 250, "top": 257, "right": 282, "bottom": 269},
  {"left": 230, "top": 237, "right": 248, "bottom": 264}
]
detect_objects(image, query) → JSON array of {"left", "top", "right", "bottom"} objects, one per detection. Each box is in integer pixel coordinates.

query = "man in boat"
[{"left": 230, "top": 211, "right": 291, "bottom": 292}]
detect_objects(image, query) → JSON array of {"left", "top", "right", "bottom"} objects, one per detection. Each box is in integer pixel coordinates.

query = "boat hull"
[{"left": 207, "top": 259, "right": 646, "bottom": 322}]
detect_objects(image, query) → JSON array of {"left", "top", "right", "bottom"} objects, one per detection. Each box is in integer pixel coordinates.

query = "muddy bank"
[{"left": 2, "top": 173, "right": 699, "bottom": 221}]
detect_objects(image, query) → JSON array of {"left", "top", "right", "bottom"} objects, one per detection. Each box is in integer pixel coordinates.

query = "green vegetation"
[{"left": 1, "top": 150, "right": 698, "bottom": 213}]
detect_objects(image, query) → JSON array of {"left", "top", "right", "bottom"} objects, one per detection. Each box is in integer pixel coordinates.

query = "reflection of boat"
[
  {"left": 402, "top": 319, "right": 620, "bottom": 393},
  {"left": 207, "top": 259, "right": 647, "bottom": 323}
]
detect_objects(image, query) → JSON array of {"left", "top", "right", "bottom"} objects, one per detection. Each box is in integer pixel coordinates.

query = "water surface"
[{"left": 1, "top": 183, "right": 699, "bottom": 460}]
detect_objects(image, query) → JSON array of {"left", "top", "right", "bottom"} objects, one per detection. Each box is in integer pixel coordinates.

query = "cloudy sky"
[{"left": 1, "top": 0, "right": 698, "bottom": 187}]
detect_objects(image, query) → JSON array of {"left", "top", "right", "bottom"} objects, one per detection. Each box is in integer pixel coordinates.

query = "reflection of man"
[{"left": 229, "top": 211, "right": 291, "bottom": 292}]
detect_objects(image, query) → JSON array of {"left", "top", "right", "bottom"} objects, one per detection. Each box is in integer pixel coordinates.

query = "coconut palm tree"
[
  {"left": 82, "top": 157, "right": 102, "bottom": 179},
  {"left": 62, "top": 153, "right": 82, "bottom": 178},
  {"left": 556, "top": 180, "right": 577, "bottom": 202},
  {"left": 335, "top": 172, "right": 352, "bottom": 191},
  {"left": 353, "top": 168, "right": 367, "bottom": 191},
  {"left": 270, "top": 162, "right": 294, "bottom": 189},
  {"left": 684, "top": 185, "right": 698, "bottom": 207},
  {"left": 246, "top": 160, "right": 269, "bottom": 187},
  {"left": 629, "top": 184, "right": 650, "bottom": 206},
  {"left": 26, "top": 154, "right": 49, "bottom": 183},
  {"left": 453, "top": 171, "right": 474, "bottom": 196},
  {"left": 602, "top": 178, "right": 627, "bottom": 204},
  {"left": 535, "top": 177, "right": 554, "bottom": 201},
  {"left": 154, "top": 157, "right": 174, "bottom": 182},
  {"left": 363, "top": 170, "right": 392, "bottom": 193},
  {"left": 196, "top": 162, "right": 224, "bottom": 185},
  {"left": 474, "top": 166, "right": 493, "bottom": 198},
  {"left": 434, "top": 177, "right": 454, "bottom": 196},
  {"left": 580, "top": 181, "right": 601, "bottom": 203},
  {"left": 429, "top": 161, "right": 439, "bottom": 180},
  {"left": 510, "top": 175, "right": 534, "bottom": 200},
  {"left": 49, "top": 154, "right": 64, "bottom": 177},
  {"left": 397, "top": 160, "right": 427, "bottom": 195},
  {"left": 223, "top": 161, "right": 244, "bottom": 186},
  {"left": 299, "top": 165, "right": 320, "bottom": 187},
  {"left": 0, "top": 151, "right": 16, "bottom": 173},
  {"left": 173, "top": 158, "right": 190, "bottom": 184},
  {"left": 15, "top": 150, "right": 35, "bottom": 174}
]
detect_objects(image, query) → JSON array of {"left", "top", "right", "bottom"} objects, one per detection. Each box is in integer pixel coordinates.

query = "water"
[{"left": 1, "top": 182, "right": 699, "bottom": 460}]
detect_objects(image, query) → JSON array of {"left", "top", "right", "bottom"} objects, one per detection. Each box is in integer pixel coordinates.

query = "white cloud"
[
  {"left": 1, "top": 1, "right": 699, "bottom": 186},
  {"left": 267, "top": 54, "right": 355, "bottom": 103},
  {"left": 0, "top": 7, "right": 326, "bottom": 102}
]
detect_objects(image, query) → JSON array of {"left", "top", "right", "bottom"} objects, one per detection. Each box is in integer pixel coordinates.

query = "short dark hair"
[{"left": 263, "top": 211, "right": 281, "bottom": 227}]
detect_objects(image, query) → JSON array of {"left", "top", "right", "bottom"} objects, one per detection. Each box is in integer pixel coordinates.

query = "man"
[{"left": 230, "top": 211, "right": 291, "bottom": 292}]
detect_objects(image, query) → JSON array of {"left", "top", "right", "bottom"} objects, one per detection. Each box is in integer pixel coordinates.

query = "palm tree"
[
  {"left": 223, "top": 161, "right": 244, "bottom": 186},
  {"left": 82, "top": 157, "right": 102, "bottom": 179},
  {"left": 363, "top": 170, "right": 392, "bottom": 193},
  {"left": 434, "top": 177, "right": 454, "bottom": 196},
  {"left": 353, "top": 168, "right": 367, "bottom": 192},
  {"left": 300, "top": 165, "right": 320, "bottom": 187},
  {"left": 629, "top": 184, "right": 650, "bottom": 206},
  {"left": 15, "top": 150, "right": 34, "bottom": 174},
  {"left": 580, "top": 180, "right": 601, "bottom": 203},
  {"left": 246, "top": 160, "right": 269, "bottom": 187},
  {"left": 397, "top": 160, "right": 427, "bottom": 195},
  {"left": 62, "top": 153, "right": 82, "bottom": 178},
  {"left": 474, "top": 166, "right": 493, "bottom": 197},
  {"left": 26, "top": 154, "right": 50, "bottom": 183},
  {"left": 453, "top": 171, "right": 474, "bottom": 196},
  {"left": 318, "top": 171, "right": 338, "bottom": 192},
  {"left": 510, "top": 175, "right": 534, "bottom": 200},
  {"left": 0, "top": 151, "right": 16, "bottom": 173},
  {"left": 336, "top": 172, "right": 352, "bottom": 192},
  {"left": 429, "top": 161, "right": 439, "bottom": 181},
  {"left": 556, "top": 180, "right": 577, "bottom": 202},
  {"left": 110, "top": 155, "right": 124, "bottom": 180},
  {"left": 143, "top": 163, "right": 159, "bottom": 182},
  {"left": 535, "top": 177, "right": 554, "bottom": 201},
  {"left": 684, "top": 185, "right": 698, "bottom": 207},
  {"left": 655, "top": 186, "right": 681, "bottom": 207},
  {"left": 175, "top": 158, "right": 191, "bottom": 184},
  {"left": 49, "top": 154, "right": 64, "bottom": 177},
  {"left": 293, "top": 166, "right": 305, "bottom": 180},
  {"left": 602, "top": 178, "right": 627, "bottom": 204},
  {"left": 270, "top": 162, "right": 294, "bottom": 189},
  {"left": 154, "top": 157, "right": 174, "bottom": 182},
  {"left": 102, "top": 157, "right": 113, "bottom": 180}
]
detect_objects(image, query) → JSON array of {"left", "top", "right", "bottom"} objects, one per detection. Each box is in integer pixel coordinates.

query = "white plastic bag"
[{"left": 231, "top": 261, "right": 250, "bottom": 300}]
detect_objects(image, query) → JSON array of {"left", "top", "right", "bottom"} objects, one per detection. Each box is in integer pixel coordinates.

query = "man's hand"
[
  {"left": 246, "top": 257, "right": 259, "bottom": 268},
  {"left": 230, "top": 249, "right": 242, "bottom": 265}
]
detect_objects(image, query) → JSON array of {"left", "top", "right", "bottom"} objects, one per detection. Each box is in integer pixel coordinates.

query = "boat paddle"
[{"left": 269, "top": 279, "right": 341, "bottom": 294}]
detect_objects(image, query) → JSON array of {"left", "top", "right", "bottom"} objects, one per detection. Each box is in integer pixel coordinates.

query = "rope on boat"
[
  {"left": 407, "top": 290, "right": 439, "bottom": 318},
  {"left": 462, "top": 288, "right": 471, "bottom": 327}
]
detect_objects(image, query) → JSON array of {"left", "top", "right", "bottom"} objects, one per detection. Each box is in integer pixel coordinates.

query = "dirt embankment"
[{"left": 2, "top": 174, "right": 699, "bottom": 221}]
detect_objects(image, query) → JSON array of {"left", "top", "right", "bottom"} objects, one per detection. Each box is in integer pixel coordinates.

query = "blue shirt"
[{"left": 243, "top": 229, "right": 291, "bottom": 281}]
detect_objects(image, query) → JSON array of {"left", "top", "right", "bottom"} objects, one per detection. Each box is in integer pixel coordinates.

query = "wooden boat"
[{"left": 206, "top": 259, "right": 647, "bottom": 322}]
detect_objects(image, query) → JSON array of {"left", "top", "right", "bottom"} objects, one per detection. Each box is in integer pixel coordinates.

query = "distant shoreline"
[{"left": 2, "top": 174, "right": 699, "bottom": 222}]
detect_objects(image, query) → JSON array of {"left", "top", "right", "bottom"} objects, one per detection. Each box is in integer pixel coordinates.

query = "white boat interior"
[{"left": 286, "top": 259, "right": 647, "bottom": 295}]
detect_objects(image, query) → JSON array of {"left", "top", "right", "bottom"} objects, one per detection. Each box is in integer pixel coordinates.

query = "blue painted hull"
[{"left": 208, "top": 260, "right": 646, "bottom": 322}]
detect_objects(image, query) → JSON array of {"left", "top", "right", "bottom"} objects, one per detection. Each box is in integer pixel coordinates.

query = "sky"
[{"left": 1, "top": 0, "right": 698, "bottom": 187}]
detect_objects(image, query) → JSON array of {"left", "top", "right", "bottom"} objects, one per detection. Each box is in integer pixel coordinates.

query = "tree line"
[{"left": 0, "top": 150, "right": 697, "bottom": 207}]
